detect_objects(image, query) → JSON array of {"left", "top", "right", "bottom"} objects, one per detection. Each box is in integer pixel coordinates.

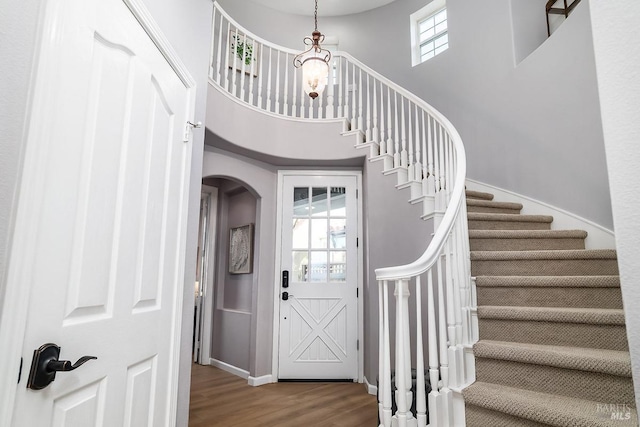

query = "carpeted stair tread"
[
  {"left": 474, "top": 340, "right": 632, "bottom": 377},
  {"left": 471, "top": 249, "right": 617, "bottom": 261},
  {"left": 466, "top": 190, "right": 494, "bottom": 200},
  {"left": 466, "top": 199, "right": 523, "bottom": 213},
  {"left": 475, "top": 275, "right": 620, "bottom": 288},
  {"left": 468, "top": 212, "right": 553, "bottom": 223},
  {"left": 463, "top": 382, "right": 638, "bottom": 427},
  {"left": 469, "top": 229, "right": 588, "bottom": 239},
  {"left": 477, "top": 306, "right": 626, "bottom": 325}
]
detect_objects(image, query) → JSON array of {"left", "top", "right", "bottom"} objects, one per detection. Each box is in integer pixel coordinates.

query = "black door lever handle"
[
  {"left": 47, "top": 355, "right": 97, "bottom": 373},
  {"left": 27, "top": 343, "right": 97, "bottom": 390}
]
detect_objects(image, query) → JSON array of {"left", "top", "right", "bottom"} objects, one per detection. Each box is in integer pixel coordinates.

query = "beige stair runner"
[{"left": 462, "top": 190, "right": 637, "bottom": 426}]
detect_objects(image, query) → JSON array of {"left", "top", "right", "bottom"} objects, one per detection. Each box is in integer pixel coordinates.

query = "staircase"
[{"left": 462, "top": 190, "right": 637, "bottom": 426}]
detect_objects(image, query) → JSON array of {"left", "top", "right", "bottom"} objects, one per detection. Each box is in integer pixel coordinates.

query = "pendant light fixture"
[{"left": 293, "top": 0, "right": 331, "bottom": 99}]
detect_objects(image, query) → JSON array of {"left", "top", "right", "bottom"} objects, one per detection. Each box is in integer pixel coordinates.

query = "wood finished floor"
[{"left": 189, "top": 364, "right": 378, "bottom": 426}]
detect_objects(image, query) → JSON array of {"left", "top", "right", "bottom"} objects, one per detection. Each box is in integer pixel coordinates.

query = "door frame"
[
  {"left": 197, "top": 185, "right": 219, "bottom": 364},
  {"left": 0, "top": 0, "right": 197, "bottom": 423},
  {"left": 271, "top": 170, "right": 364, "bottom": 383}
]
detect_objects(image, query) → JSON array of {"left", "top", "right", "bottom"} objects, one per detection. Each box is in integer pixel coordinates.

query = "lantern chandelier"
[{"left": 293, "top": 0, "right": 332, "bottom": 99}]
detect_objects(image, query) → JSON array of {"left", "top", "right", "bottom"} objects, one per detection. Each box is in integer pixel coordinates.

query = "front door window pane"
[
  {"left": 292, "top": 218, "right": 309, "bottom": 249},
  {"left": 330, "top": 187, "right": 346, "bottom": 216},
  {"left": 311, "top": 187, "right": 328, "bottom": 217},
  {"left": 293, "top": 187, "right": 310, "bottom": 216},
  {"left": 309, "top": 251, "right": 328, "bottom": 282},
  {"left": 311, "top": 218, "right": 328, "bottom": 249},
  {"left": 292, "top": 251, "right": 309, "bottom": 282},
  {"left": 330, "top": 251, "right": 347, "bottom": 282},
  {"left": 329, "top": 219, "right": 346, "bottom": 249}
]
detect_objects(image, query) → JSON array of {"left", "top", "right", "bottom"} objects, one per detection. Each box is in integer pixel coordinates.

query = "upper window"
[{"left": 410, "top": 0, "right": 449, "bottom": 66}]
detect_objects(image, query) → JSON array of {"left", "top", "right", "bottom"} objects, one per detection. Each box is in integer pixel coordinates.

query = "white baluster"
[
  {"left": 327, "top": 57, "right": 335, "bottom": 118},
  {"left": 351, "top": 64, "right": 357, "bottom": 130},
  {"left": 300, "top": 72, "right": 306, "bottom": 118},
  {"left": 401, "top": 97, "right": 408, "bottom": 168},
  {"left": 337, "top": 56, "right": 343, "bottom": 118},
  {"left": 232, "top": 28, "right": 239, "bottom": 96},
  {"left": 344, "top": 60, "right": 350, "bottom": 127},
  {"left": 257, "top": 37, "right": 264, "bottom": 109},
  {"left": 267, "top": 47, "right": 273, "bottom": 112},
  {"left": 379, "top": 81, "right": 387, "bottom": 154},
  {"left": 224, "top": 22, "right": 231, "bottom": 92},
  {"left": 415, "top": 276, "right": 427, "bottom": 427},
  {"left": 275, "top": 50, "right": 281, "bottom": 114},
  {"left": 365, "top": 73, "right": 372, "bottom": 142},
  {"left": 387, "top": 86, "right": 393, "bottom": 160},
  {"left": 240, "top": 33, "right": 247, "bottom": 101},
  {"left": 437, "top": 256, "right": 452, "bottom": 426},
  {"left": 414, "top": 106, "right": 422, "bottom": 182},
  {"left": 394, "top": 91, "right": 400, "bottom": 168},
  {"left": 372, "top": 77, "right": 379, "bottom": 144},
  {"left": 421, "top": 112, "right": 428, "bottom": 188},
  {"left": 210, "top": 7, "right": 218, "bottom": 81},
  {"left": 292, "top": 66, "right": 298, "bottom": 117},
  {"left": 407, "top": 102, "right": 414, "bottom": 179},
  {"left": 427, "top": 269, "right": 440, "bottom": 427},
  {"left": 249, "top": 39, "right": 257, "bottom": 106}
]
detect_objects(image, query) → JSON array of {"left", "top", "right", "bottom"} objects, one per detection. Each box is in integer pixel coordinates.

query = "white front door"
[
  {"left": 5, "top": 0, "right": 194, "bottom": 425},
  {"left": 277, "top": 174, "right": 359, "bottom": 380}
]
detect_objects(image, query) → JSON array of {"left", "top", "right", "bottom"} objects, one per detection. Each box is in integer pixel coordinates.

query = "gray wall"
[
  {"left": 589, "top": 0, "right": 640, "bottom": 408},
  {"left": 202, "top": 146, "right": 278, "bottom": 378},
  {"left": 208, "top": 182, "right": 257, "bottom": 371},
  {"left": 221, "top": 0, "right": 612, "bottom": 230},
  {"left": 0, "top": 1, "right": 212, "bottom": 425}
]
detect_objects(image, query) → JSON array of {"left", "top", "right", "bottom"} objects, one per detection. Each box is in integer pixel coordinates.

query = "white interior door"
[
  {"left": 278, "top": 174, "right": 359, "bottom": 380},
  {"left": 7, "top": 0, "right": 194, "bottom": 424}
]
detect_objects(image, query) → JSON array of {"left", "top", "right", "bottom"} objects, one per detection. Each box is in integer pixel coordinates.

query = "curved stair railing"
[{"left": 209, "top": 3, "right": 476, "bottom": 425}]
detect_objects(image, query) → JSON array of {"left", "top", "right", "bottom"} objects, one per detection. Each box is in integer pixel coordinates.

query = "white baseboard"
[
  {"left": 364, "top": 376, "right": 378, "bottom": 396},
  {"left": 248, "top": 374, "right": 273, "bottom": 387},
  {"left": 209, "top": 358, "right": 249, "bottom": 379},
  {"left": 466, "top": 179, "right": 615, "bottom": 249}
]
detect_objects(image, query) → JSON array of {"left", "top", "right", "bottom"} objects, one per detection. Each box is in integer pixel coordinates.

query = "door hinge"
[
  {"left": 356, "top": 189, "right": 359, "bottom": 199},
  {"left": 356, "top": 237, "right": 359, "bottom": 247},
  {"left": 184, "top": 120, "right": 202, "bottom": 142},
  {"left": 356, "top": 288, "right": 359, "bottom": 298},
  {"left": 17, "top": 357, "right": 23, "bottom": 384},
  {"left": 356, "top": 339, "right": 359, "bottom": 351}
]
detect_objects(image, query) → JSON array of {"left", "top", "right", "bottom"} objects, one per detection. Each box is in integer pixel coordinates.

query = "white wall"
[
  {"left": 589, "top": 0, "right": 640, "bottom": 408},
  {"left": 221, "top": 0, "right": 612, "bottom": 230}
]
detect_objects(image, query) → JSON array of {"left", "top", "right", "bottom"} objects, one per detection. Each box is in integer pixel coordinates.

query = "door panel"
[
  {"left": 278, "top": 175, "right": 358, "bottom": 380},
  {"left": 9, "top": 0, "right": 193, "bottom": 424}
]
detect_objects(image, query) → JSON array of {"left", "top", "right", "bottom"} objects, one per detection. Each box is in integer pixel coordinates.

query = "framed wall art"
[{"left": 229, "top": 223, "right": 254, "bottom": 274}]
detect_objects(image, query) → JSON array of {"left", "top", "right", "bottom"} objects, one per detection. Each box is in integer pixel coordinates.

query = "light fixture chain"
[{"left": 314, "top": 0, "right": 318, "bottom": 31}]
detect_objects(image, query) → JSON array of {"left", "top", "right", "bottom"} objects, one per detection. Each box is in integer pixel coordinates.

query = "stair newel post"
[
  {"left": 400, "top": 97, "right": 408, "bottom": 168},
  {"left": 414, "top": 105, "right": 422, "bottom": 182},
  {"left": 437, "top": 255, "right": 452, "bottom": 426},
  {"left": 394, "top": 92, "right": 401, "bottom": 168},
  {"left": 381, "top": 280, "right": 393, "bottom": 427},
  {"left": 415, "top": 275, "right": 427, "bottom": 427},
  {"left": 407, "top": 102, "right": 415, "bottom": 179},
  {"left": 372, "top": 76, "right": 379, "bottom": 144},
  {"left": 394, "top": 279, "right": 413, "bottom": 427}
]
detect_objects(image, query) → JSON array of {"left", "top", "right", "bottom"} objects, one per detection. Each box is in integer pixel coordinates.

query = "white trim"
[
  {"left": 364, "top": 376, "right": 378, "bottom": 396},
  {"left": 210, "top": 358, "right": 250, "bottom": 379},
  {"left": 410, "top": 0, "right": 447, "bottom": 66},
  {"left": 271, "top": 170, "right": 364, "bottom": 382},
  {"left": 198, "top": 186, "right": 218, "bottom": 365},
  {"left": 248, "top": 374, "right": 274, "bottom": 387},
  {"left": 465, "top": 178, "right": 615, "bottom": 249}
]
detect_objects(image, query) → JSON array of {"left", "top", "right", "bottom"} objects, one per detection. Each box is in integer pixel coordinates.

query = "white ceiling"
[{"left": 249, "top": 0, "right": 399, "bottom": 17}]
